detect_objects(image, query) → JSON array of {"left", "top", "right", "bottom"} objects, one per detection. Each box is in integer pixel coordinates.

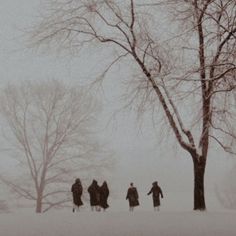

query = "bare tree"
[
  {"left": 0, "top": 80, "right": 108, "bottom": 213},
  {"left": 30, "top": 0, "right": 236, "bottom": 210},
  {"left": 0, "top": 200, "right": 9, "bottom": 213}
]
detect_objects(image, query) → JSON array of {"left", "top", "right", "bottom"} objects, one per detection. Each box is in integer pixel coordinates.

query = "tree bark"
[
  {"left": 193, "top": 157, "right": 206, "bottom": 211},
  {"left": 36, "top": 192, "right": 43, "bottom": 213}
]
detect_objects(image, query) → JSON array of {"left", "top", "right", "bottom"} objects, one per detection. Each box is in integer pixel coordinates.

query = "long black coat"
[
  {"left": 99, "top": 182, "right": 109, "bottom": 209},
  {"left": 126, "top": 187, "right": 139, "bottom": 207},
  {"left": 71, "top": 182, "right": 83, "bottom": 207},
  {"left": 88, "top": 180, "right": 100, "bottom": 206},
  {"left": 147, "top": 185, "right": 163, "bottom": 207}
]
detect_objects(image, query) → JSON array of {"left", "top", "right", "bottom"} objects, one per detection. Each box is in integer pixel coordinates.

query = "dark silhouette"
[
  {"left": 126, "top": 183, "right": 139, "bottom": 211},
  {"left": 99, "top": 181, "right": 109, "bottom": 211},
  {"left": 71, "top": 178, "right": 83, "bottom": 212},
  {"left": 88, "top": 179, "right": 100, "bottom": 211},
  {"left": 147, "top": 181, "right": 163, "bottom": 211}
]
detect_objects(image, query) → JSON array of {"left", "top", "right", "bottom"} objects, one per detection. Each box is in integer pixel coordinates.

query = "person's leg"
[
  {"left": 72, "top": 203, "right": 76, "bottom": 212},
  {"left": 75, "top": 205, "right": 80, "bottom": 212}
]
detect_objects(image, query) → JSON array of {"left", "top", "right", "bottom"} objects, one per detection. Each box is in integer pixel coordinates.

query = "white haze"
[{"left": 0, "top": 0, "right": 235, "bottom": 214}]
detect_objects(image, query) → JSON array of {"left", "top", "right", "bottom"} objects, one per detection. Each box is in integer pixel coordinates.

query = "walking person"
[
  {"left": 88, "top": 179, "right": 101, "bottom": 211},
  {"left": 71, "top": 178, "right": 83, "bottom": 212},
  {"left": 147, "top": 181, "right": 163, "bottom": 211},
  {"left": 99, "top": 181, "right": 109, "bottom": 211},
  {"left": 126, "top": 183, "right": 139, "bottom": 212}
]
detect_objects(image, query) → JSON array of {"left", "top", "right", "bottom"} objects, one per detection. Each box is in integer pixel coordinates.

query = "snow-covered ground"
[
  {"left": 2, "top": 190, "right": 235, "bottom": 236},
  {"left": 0, "top": 210, "right": 236, "bottom": 236}
]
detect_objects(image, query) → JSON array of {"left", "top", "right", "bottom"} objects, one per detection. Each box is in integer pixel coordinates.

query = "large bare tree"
[
  {"left": 31, "top": 0, "right": 236, "bottom": 210},
  {"left": 0, "top": 80, "right": 108, "bottom": 213}
]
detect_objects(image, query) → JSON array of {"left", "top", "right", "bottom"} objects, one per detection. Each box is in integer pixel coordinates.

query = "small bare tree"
[
  {"left": 0, "top": 200, "right": 9, "bottom": 213},
  {"left": 30, "top": 0, "right": 236, "bottom": 210},
  {"left": 0, "top": 80, "right": 107, "bottom": 213}
]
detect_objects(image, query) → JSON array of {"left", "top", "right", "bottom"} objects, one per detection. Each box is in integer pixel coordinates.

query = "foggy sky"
[{"left": 0, "top": 0, "right": 235, "bottom": 211}]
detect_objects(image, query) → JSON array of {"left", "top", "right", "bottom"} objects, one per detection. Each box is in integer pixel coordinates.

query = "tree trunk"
[
  {"left": 36, "top": 192, "right": 43, "bottom": 213},
  {"left": 193, "top": 158, "right": 206, "bottom": 211}
]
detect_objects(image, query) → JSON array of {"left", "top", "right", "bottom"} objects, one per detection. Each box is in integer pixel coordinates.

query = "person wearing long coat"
[
  {"left": 71, "top": 178, "right": 83, "bottom": 212},
  {"left": 88, "top": 179, "right": 100, "bottom": 211},
  {"left": 99, "top": 181, "right": 109, "bottom": 211},
  {"left": 126, "top": 183, "right": 139, "bottom": 211},
  {"left": 147, "top": 181, "right": 163, "bottom": 211}
]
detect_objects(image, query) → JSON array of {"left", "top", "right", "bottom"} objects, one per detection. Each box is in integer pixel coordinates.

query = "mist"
[{"left": 0, "top": 0, "right": 235, "bottom": 214}]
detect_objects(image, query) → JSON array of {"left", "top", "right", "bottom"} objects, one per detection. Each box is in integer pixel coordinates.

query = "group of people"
[
  {"left": 71, "top": 179, "right": 109, "bottom": 212},
  {"left": 126, "top": 182, "right": 163, "bottom": 211},
  {"left": 71, "top": 179, "right": 164, "bottom": 212}
]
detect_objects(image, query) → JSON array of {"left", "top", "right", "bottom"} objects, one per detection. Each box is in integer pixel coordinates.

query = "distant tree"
[
  {"left": 0, "top": 200, "right": 9, "bottom": 213},
  {"left": 31, "top": 0, "right": 236, "bottom": 210},
  {"left": 0, "top": 80, "right": 109, "bottom": 213}
]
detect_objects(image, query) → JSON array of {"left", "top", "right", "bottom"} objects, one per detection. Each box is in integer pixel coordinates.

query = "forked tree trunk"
[{"left": 193, "top": 157, "right": 206, "bottom": 211}]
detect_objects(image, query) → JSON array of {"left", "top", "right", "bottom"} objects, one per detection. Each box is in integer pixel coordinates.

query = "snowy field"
[
  {"left": 1, "top": 192, "right": 236, "bottom": 236},
  {"left": 1, "top": 210, "right": 236, "bottom": 236}
]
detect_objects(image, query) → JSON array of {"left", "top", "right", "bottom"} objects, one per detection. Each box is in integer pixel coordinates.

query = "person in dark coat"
[
  {"left": 147, "top": 181, "right": 163, "bottom": 211},
  {"left": 126, "top": 183, "right": 139, "bottom": 211},
  {"left": 88, "top": 179, "right": 100, "bottom": 211},
  {"left": 71, "top": 178, "right": 83, "bottom": 212},
  {"left": 99, "top": 181, "right": 109, "bottom": 211}
]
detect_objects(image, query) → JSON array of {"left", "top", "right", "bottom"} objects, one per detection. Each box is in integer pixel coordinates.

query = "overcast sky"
[{"left": 0, "top": 0, "right": 235, "bottom": 211}]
